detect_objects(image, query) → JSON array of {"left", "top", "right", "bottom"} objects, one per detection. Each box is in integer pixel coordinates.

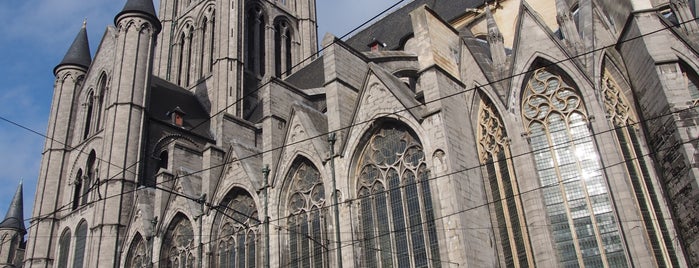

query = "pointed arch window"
[
  {"left": 209, "top": 13, "right": 216, "bottom": 73},
  {"left": 161, "top": 214, "right": 196, "bottom": 268},
  {"left": 82, "top": 151, "right": 96, "bottom": 205},
  {"left": 477, "top": 94, "right": 533, "bottom": 267},
  {"left": 58, "top": 229, "right": 71, "bottom": 268},
  {"left": 199, "top": 17, "right": 209, "bottom": 78},
  {"left": 95, "top": 74, "right": 106, "bottom": 132},
  {"left": 284, "top": 158, "right": 328, "bottom": 268},
  {"left": 73, "top": 221, "right": 87, "bottom": 268},
  {"left": 355, "top": 123, "right": 441, "bottom": 268},
  {"left": 522, "top": 68, "right": 626, "bottom": 267},
  {"left": 83, "top": 90, "right": 94, "bottom": 139},
  {"left": 177, "top": 32, "right": 186, "bottom": 86},
  {"left": 125, "top": 234, "right": 148, "bottom": 268},
  {"left": 214, "top": 190, "right": 259, "bottom": 268},
  {"left": 72, "top": 169, "right": 83, "bottom": 210},
  {"left": 274, "top": 18, "right": 293, "bottom": 77},
  {"left": 602, "top": 70, "right": 679, "bottom": 267},
  {"left": 245, "top": 5, "right": 266, "bottom": 77}
]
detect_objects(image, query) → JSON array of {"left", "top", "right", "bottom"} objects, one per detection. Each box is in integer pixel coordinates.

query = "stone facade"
[{"left": 22, "top": 0, "right": 699, "bottom": 267}]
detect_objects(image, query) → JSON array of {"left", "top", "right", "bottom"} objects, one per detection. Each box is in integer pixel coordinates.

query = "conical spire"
[
  {"left": 115, "top": 0, "right": 160, "bottom": 32},
  {"left": 0, "top": 182, "right": 25, "bottom": 235},
  {"left": 54, "top": 21, "right": 91, "bottom": 75}
]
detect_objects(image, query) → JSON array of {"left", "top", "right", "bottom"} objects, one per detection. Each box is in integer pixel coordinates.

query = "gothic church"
[{"left": 8, "top": 0, "right": 699, "bottom": 267}]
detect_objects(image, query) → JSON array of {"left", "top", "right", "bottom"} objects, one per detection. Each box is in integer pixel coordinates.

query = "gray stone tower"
[
  {"left": 24, "top": 21, "right": 91, "bottom": 267},
  {"left": 153, "top": 0, "right": 318, "bottom": 128},
  {"left": 88, "top": 0, "right": 161, "bottom": 266},
  {"left": 0, "top": 183, "right": 26, "bottom": 268}
]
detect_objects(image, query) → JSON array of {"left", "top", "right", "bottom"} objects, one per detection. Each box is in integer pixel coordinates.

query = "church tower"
[
  {"left": 92, "top": 0, "right": 161, "bottom": 266},
  {"left": 24, "top": 22, "right": 91, "bottom": 267},
  {"left": 0, "top": 183, "right": 26, "bottom": 268},
  {"left": 153, "top": 0, "right": 318, "bottom": 129}
]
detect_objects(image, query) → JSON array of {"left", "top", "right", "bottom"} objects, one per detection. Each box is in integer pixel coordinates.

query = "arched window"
[
  {"left": 274, "top": 18, "right": 293, "bottom": 77},
  {"left": 284, "top": 158, "right": 328, "bottom": 267},
  {"left": 177, "top": 32, "right": 186, "bottom": 86},
  {"left": 73, "top": 221, "right": 88, "bottom": 268},
  {"left": 477, "top": 94, "right": 533, "bottom": 267},
  {"left": 95, "top": 74, "right": 107, "bottom": 132},
  {"left": 82, "top": 151, "right": 96, "bottom": 205},
  {"left": 209, "top": 13, "right": 216, "bottom": 73},
  {"left": 214, "top": 189, "right": 259, "bottom": 268},
  {"left": 83, "top": 90, "right": 94, "bottom": 139},
  {"left": 161, "top": 214, "right": 195, "bottom": 268},
  {"left": 245, "top": 5, "right": 266, "bottom": 77},
  {"left": 602, "top": 69, "right": 678, "bottom": 267},
  {"left": 176, "top": 25, "right": 194, "bottom": 86},
  {"left": 72, "top": 169, "right": 83, "bottom": 210},
  {"left": 58, "top": 229, "right": 72, "bottom": 268},
  {"left": 355, "top": 123, "right": 441, "bottom": 268},
  {"left": 522, "top": 68, "right": 626, "bottom": 267},
  {"left": 125, "top": 234, "right": 148, "bottom": 268},
  {"left": 199, "top": 17, "right": 209, "bottom": 78}
]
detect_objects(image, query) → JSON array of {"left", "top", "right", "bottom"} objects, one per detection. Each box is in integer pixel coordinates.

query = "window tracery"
[
  {"left": 602, "top": 70, "right": 678, "bottom": 267},
  {"left": 284, "top": 159, "right": 328, "bottom": 268},
  {"left": 522, "top": 68, "right": 626, "bottom": 267},
  {"left": 214, "top": 191, "right": 259, "bottom": 268},
  {"left": 477, "top": 95, "right": 532, "bottom": 267},
  {"left": 161, "top": 214, "right": 196, "bottom": 268},
  {"left": 125, "top": 234, "right": 148, "bottom": 268},
  {"left": 355, "top": 124, "right": 441, "bottom": 268}
]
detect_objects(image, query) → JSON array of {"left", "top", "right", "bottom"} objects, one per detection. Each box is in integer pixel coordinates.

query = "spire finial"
[{"left": 83, "top": 18, "right": 87, "bottom": 28}]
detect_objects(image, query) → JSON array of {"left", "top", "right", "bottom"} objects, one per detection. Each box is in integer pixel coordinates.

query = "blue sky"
[{"left": 0, "top": 0, "right": 401, "bottom": 231}]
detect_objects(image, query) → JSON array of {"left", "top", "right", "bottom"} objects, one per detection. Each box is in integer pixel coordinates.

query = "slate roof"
[
  {"left": 54, "top": 23, "right": 91, "bottom": 75},
  {"left": 0, "top": 183, "right": 25, "bottom": 234},
  {"left": 345, "top": 0, "right": 485, "bottom": 51},
  {"left": 285, "top": 55, "right": 325, "bottom": 89},
  {"left": 149, "top": 77, "right": 212, "bottom": 139}
]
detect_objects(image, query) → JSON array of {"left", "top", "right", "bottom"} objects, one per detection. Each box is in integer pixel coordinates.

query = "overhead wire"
[{"left": 2, "top": 2, "right": 696, "bottom": 266}]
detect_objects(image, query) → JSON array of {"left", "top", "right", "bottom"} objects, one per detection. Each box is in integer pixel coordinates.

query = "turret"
[
  {"left": 24, "top": 23, "right": 91, "bottom": 267},
  {"left": 555, "top": 0, "right": 584, "bottom": 55},
  {"left": 91, "top": 0, "right": 160, "bottom": 266},
  {"left": 0, "top": 183, "right": 26, "bottom": 267}
]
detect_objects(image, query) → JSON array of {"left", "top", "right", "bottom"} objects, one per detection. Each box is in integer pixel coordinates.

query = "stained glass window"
[
  {"left": 356, "top": 124, "right": 441, "bottom": 267},
  {"left": 214, "top": 190, "right": 259, "bottom": 268},
  {"left": 125, "top": 234, "right": 148, "bottom": 268},
  {"left": 477, "top": 94, "right": 533, "bottom": 267},
  {"left": 284, "top": 159, "right": 328, "bottom": 268},
  {"left": 522, "top": 68, "right": 627, "bottom": 267},
  {"left": 161, "top": 214, "right": 195, "bottom": 268},
  {"left": 602, "top": 70, "right": 678, "bottom": 267}
]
